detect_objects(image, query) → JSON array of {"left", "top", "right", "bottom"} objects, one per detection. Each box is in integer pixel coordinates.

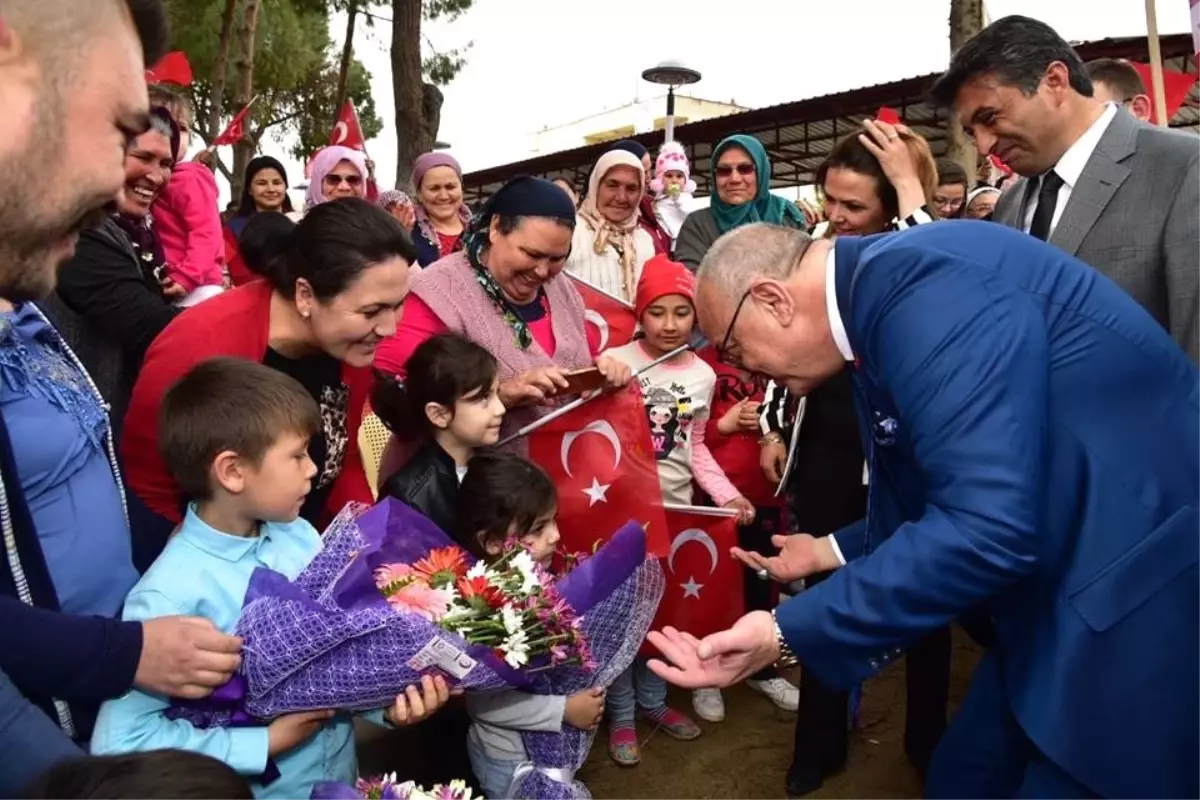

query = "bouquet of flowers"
[
  {"left": 311, "top": 774, "right": 477, "bottom": 800},
  {"left": 167, "top": 498, "right": 662, "bottom": 733}
]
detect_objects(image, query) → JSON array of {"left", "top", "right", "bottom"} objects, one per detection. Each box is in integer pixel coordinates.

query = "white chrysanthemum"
[
  {"left": 466, "top": 561, "right": 488, "bottom": 579},
  {"left": 510, "top": 550, "right": 540, "bottom": 594},
  {"left": 501, "top": 629, "right": 530, "bottom": 668},
  {"left": 500, "top": 603, "right": 523, "bottom": 635}
]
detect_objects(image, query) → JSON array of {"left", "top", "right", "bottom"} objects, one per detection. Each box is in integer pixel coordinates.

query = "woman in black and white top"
[{"left": 767, "top": 119, "right": 945, "bottom": 797}]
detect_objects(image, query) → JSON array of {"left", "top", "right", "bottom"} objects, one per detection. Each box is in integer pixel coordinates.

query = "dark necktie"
[{"left": 1028, "top": 170, "right": 1064, "bottom": 242}]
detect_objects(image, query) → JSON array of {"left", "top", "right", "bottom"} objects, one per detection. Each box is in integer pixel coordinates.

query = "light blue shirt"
[{"left": 90, "top": 506, "right": 360, "bottom": 799}]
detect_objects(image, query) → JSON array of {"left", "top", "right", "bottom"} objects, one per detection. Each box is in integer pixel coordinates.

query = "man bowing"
[{"left": 648, "top": 220, "right": 1198, "bottom": 799}]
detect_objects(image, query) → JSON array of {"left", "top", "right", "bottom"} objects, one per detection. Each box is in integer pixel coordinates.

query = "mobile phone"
[{"left": 561, "top": 367, "right": 606, "bottom": 395}]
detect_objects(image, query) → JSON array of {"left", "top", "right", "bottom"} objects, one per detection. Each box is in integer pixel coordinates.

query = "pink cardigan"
[{"left": 153, "top": 162, "right": 224, "bottom": 292}]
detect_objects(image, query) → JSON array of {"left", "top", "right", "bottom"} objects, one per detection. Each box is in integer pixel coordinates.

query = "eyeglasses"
[
  {"left": 325, "top": 173, "right": 363, "bottom": 187},
  {"left": 716, "top": 288, "right": 753, "bottom": 368},
  {"left": 715, "top": 163, "right": 756, "bottom": 178}
]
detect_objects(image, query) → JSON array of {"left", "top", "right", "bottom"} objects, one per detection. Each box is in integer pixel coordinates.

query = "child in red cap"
[{"left": 601, "top": 253, "right": 753, "bottom": 764}]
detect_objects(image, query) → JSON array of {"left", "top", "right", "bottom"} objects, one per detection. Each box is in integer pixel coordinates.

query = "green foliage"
[{"left": 164, "top": 0, "right": 383, "bottom": 162}]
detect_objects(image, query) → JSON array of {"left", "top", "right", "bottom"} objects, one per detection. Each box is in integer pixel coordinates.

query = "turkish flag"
[
  {"left": 1128, "top": 62, "right": 1197, "bottom": 124},
  {"left": 650, "top": 506, "right": 745, "bottom": 640},
  {"left": 568, "top": 274, "right": 637, "bottom": 352},
  {"left": 329, "top": 100, "right": 367, "bottom": 151},
  {"left": 213, "top": 103, "right": 252, "bottom": 146},
  {"left": 146, "top": 51, "right": 193, "bottom": 87},
  {"left": 875, "top": 106, "right": 902, "bottom": 125},
  {"left": 526, "top": 385, "right": 669, "bottom": 557}
]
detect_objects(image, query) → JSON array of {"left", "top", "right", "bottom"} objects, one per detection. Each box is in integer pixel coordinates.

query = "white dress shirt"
[{"left": 1021, "top": 102, "right": 1118, "bottom": 238}]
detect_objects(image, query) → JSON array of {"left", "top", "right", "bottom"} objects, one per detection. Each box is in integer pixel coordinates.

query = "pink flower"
[
  {"left": 375, "top": 563, "right": 415, "bottom": 594},
  {"left": 384, "top": 580, "right": 453, "bottom": 621}
]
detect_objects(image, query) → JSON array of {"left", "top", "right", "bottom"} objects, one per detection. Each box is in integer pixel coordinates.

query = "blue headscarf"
[{"left": 709, "top": 134, "right": 804, "bottom": 234}]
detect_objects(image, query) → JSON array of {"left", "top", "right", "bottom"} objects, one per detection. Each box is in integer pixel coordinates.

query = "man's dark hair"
[
  {"left": 159, "top": 357, "right": 320, "bottom": 501},
  {"left": 936, "top": 159, "right": 968, "bottom": 188},
  {"left": 23, "top": 750, "right": 253, "bottom": 799},
  {"left": 931, "top": 15, "right": 1093, "bottom": 107},
  {"left": 126, "top": 0, "right": 170, "bottom": 66},
  {"left": 1085, "top": 58, "right": 1147, "bottom": 103}
]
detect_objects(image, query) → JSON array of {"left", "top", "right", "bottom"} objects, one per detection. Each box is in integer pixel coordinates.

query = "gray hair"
[{"left": 697, "top": 222, "right": 813, "bottom": 297}]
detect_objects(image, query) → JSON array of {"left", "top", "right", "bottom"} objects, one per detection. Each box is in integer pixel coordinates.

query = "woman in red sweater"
[{"left": 123, "top": 198, "right": 416, "bottom": 567}]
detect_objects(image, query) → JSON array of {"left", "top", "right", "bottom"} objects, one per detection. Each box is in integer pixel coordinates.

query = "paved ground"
[{"left": 360, "top": 629, "right": 984, "bottom": 798}]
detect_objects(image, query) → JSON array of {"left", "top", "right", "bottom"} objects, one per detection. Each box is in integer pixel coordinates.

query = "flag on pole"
[
  {"left": 329, "top": 100, "right": 367, "bottom": 151},
  {"left": 145, "top": 51, "right": 193, "bottom": 86},
  {"left": 526, "top": 384, "right": 669, "bottom": 557},
  {"left": 646, "top": 504, "right": 745, "bottom": 642},
  {"left": 213, "top": 101, "right": 254, "bottom": 146},
  {"left": 567, "top": 274, "right": 638, "bottom": 352},
  {"left": 1129, "top": 61, "right": 1197, "bottom": 123},
  {"left": 875, "top": 106, "right": 902, "bottom": 125}
]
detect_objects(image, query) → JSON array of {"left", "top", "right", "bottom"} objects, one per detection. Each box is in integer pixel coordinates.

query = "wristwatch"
[
  {"left": 759, "top": 431, "right": 784, "bottom": 447},
  {"left": 771, "top": 609, "right": 799, "bottom": 669}
]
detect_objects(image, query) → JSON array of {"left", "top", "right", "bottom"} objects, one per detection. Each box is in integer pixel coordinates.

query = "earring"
[{"left": 301, "top": 309, "right": 311, "bottom": 320}]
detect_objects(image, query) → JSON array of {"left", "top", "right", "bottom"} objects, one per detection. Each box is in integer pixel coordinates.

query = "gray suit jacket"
[{"left": 993, "top": 108, "right": 1199, "bottom": 362}]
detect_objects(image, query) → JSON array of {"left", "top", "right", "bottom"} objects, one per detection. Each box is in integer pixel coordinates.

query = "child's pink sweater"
[{"left": 153, "top": 163, "right": 224, "bottom": 292}]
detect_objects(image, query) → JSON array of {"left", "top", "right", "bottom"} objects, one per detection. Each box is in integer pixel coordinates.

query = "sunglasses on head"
[
  {"left": 715, "top": 163, "right": 756, "bottom": 178},
  {"left": 325, "top": 173, "right": 362, "bottom": 187}
]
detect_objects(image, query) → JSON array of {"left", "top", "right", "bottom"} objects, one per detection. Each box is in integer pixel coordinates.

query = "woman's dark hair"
[
  {"left": 936, "top": 158, "right": 968, "bottom": 189},
  {"left": 237, "top": 155, "right": 294, "bottom": 216},
  {"left": 371, "top": 333, "right": 498, "bottom": 439},
  {"left": 23, "top": 750, "right": 253, "bottom": 799},
  {"left": 239, "top": 212, "right": 295, "bottom": 278},
  {"left": 815, "top": 130, "right": 938, "bottom": 223},
  {"left": 457, "top": 451, "right": 557, "bottom": 559},
  {"left": 268, "top": 198, "right": 418, "bottom": 301}
]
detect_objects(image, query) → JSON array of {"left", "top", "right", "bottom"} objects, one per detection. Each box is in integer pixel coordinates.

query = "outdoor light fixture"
[{"left": 641, "top": 60, "right": 702, "bottom": 142}]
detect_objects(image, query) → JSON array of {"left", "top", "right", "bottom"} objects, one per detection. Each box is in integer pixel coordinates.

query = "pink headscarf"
[{"left": 306, "top": 146, "right": 368, "bottom": 210}]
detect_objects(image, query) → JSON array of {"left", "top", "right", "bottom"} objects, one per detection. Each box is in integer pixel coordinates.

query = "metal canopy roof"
[{"left": 462, "top": 34, "right": 1198, "bottom": 204}]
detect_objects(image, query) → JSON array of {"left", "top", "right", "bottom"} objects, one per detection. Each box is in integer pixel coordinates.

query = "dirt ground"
[{"left": 360, "top": 629, "right": 983, "bottom": 799}]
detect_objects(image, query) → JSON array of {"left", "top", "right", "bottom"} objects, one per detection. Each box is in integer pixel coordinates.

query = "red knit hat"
[{"left": 635, "top": 254, "right": 696, "bottom": 320}]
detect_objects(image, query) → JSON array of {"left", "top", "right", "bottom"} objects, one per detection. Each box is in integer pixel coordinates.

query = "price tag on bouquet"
[{"left": 407, "top": 637, "right": 477, "bottom": 680}]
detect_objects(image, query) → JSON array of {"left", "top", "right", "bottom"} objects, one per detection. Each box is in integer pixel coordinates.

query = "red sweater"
[
  {"left": 697, "top": 346, "right": 780, "bottom": 508},
  {"left": 121, "top": 280, "right": 373, "bottom": 526}
]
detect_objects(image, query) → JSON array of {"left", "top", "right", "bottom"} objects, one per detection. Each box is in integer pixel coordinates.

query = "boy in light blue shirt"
[{"left": 91, "top": 357, "right": 451, "bottom": 799}]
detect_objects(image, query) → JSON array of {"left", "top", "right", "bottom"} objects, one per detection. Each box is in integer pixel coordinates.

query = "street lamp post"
[{"left": 641, "top": 60, "right": 702, "bottom": 143}]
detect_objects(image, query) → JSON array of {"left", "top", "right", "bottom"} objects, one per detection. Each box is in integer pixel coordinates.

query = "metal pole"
[
  {"left": 665, "top": 85, "right": 676, "bottom": 143},
  {"left": 1145, "top": 0, "right": 1170, "bottom": 126}
]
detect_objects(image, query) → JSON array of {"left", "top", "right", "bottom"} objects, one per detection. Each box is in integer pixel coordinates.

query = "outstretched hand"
[
  {"left": 646, "top": 612, "right": 779, "bottom": 689},
  {"left": 731, "top": 533, "right": 841, "bottom": 582}
]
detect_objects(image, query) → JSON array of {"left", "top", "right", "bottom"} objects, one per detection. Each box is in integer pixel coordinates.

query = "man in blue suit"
[{"left": 648, "top": 220, "right": 1198, "bottom": 798}]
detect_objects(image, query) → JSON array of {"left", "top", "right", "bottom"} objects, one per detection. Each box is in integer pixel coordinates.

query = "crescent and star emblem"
[
  {"left": 332, "top": 120, "right": 349, "bottom": 145},
  {"left": 559, "top": 420, "right": 622, "bottom": 478},
  {"left": 668, "top": 527, "right": 720, "bottom": 599},
  {"left": 584, "top": 310, "right": 610, "bottom": 351}
]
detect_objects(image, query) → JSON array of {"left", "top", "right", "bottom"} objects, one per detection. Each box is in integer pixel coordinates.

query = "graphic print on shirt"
[
  {"left": 714, "top": 370, "right": 769, "bottom": 405},
  {"left": 318, "top": 383, "right": 350, "bottom": 488},
  {"left": 642, "top": 384, "right": 694, "bottom": 461}
]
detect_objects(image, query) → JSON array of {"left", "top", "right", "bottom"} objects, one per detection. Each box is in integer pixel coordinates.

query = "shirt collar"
[
  {"left": 825, "top": 246, "right": 854, "bottom": 362},
  {"left": 180, "top": 504, "right": 271, "bottom": 562},
  {"left": 1051, "top": 102, "right": 1117, "bottom": 189}
]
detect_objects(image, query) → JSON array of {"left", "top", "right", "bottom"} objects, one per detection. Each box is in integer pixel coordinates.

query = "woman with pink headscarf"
[
  {"left": 410, "top": 152, "right": 472, "bottom": 267},
  {"left": 305, "top": 145, "right": 369, "bottom": 211}
]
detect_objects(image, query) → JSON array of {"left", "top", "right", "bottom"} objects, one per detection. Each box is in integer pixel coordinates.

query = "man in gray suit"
[{"left": 931, "top": 15, "right": 1199, "bottom": 362}]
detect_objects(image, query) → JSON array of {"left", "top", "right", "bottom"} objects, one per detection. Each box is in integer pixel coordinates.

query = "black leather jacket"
[{"left": 380, "top": 441, "right": 460, "bottom": 539}]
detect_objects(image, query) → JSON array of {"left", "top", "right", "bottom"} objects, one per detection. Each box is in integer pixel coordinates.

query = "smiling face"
[
  {"left": 596, "top": 165, "right": 642, "bottom": 224},
  {"left": 117, "top": 127, "right": 174, "bottom": 218},
  {"left": 435, "top": 377, "right": 505, "bottom": 449},
  {"left": 250, "top": 167, "right": 287, "bottom": 213},
  {"left": 298, "top": 255, "right": 411, "bottom": 367},
  {"left": 485, "top": 216, "right": 573, "bottom": 304},
  {"left": 418, "top": 165, "right": 464, "bottom": 223},
  {"left": 322, "top": 159, "right": 364, "bottom": 201},
  {"left": 822, "top": 167, "right": 888, "bottom": 235},
  {"left": 715, "top": 147, "right": 757, "bottom": 206}
]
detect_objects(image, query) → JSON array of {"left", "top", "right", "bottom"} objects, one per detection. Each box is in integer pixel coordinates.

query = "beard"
[{"left": 0, "top": 90, "right": 113, "bottom": 303}]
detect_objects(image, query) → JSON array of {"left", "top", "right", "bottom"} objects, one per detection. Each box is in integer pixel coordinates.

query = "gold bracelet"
[
  {"left": 772, "top": 609, "right": 800, "bottom": 669},
  {"left": 759, "top": 431, "right": 784, "bottom": 447}
]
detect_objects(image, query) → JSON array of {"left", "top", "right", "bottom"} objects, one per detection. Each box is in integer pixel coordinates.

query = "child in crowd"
[
  {"left": 24, "top": 750, "right": 253, "bottom": 799},
  {"left": 91, "top": 358, "right": 447, "bottom": 799},
  {"left": 697, "top": 345, "right": 800, "bottom": 713},
  {"left": 458, "top": 452, "right": 606, "bottom": 799},
  {"left": 148, "top": 85, "right": 226, "bottom": 306},
  {"left": 237, "top": 212, "right": 296, "bottom": 281},
  {"left": 374, "top": 334, "right": 505, "bottom": 540},
  {"left": 649, "top": 141, "right": 696, "bottom": 246},
  {"left": 601, "top": 254, "right": 753, "bottom": 763}
]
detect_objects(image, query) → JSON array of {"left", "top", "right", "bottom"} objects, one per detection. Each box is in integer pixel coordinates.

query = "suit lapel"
[
  {"left": 1050, "top": 110, "right": 1137, "bottom": 256},
  {"left": 995, "top": 177, "right": 1032, "bottom": 229}
]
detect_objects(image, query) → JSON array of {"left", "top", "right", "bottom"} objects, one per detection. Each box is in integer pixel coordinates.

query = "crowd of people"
[{"left": 0, "top": 2, "right": 1196, "bottom": 799}]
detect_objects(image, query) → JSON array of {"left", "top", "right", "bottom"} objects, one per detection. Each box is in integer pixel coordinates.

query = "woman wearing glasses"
[
  {"left": 674, "top": 134, "right": 805, "bottom": 272},
  {"left": 306, "top": 145, "right": 369, "bottom": 211}
]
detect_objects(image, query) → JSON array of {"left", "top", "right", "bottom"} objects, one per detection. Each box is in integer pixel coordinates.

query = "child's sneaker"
[
  {"left": 640, "top": 705, "right": 702, "bottom": 740},
  {"left": 608, "top": 726, "right": 640, "bottom": 766},
  {"left": 747, "top": 677, "right": 799, "bottom": 711},
  {"left": 692, "top": 688, "right": 725, "bottom": 722}
]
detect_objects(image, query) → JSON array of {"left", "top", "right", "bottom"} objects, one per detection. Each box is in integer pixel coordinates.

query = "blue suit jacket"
[{"left": 777, "top": 221, "right": 1199, "bottom": 798}]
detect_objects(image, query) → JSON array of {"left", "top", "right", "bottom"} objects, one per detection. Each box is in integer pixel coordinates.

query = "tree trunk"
[
  {"left": 946, "top": 0, "right": 985, "bottom": 187},
  {"left": 230, "top": 0, "right": 261, "bottom": 201},
  {"left": 335, "top": 2, "right": 359, "bottom": 115},
  {"left": 392, "top": 0, "right": 433, "bottom": 191},
  {"left": 206, "top": 0, "right": 239, "bottom": 142}
]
